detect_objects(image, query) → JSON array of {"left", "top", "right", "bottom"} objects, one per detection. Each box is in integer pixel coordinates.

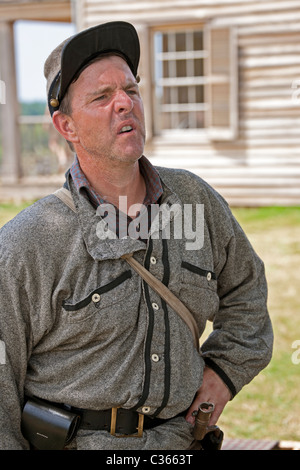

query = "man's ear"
[{"left": 52, "top": 111, "right": 79, "bottom": 144}]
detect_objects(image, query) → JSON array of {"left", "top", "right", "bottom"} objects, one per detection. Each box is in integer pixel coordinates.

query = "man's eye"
[
  {"left": 92, "top": 93, "right": 109, "bottom": 103},
  {"left": 127, "top": 89, "right": 138, "bottom": 96}
]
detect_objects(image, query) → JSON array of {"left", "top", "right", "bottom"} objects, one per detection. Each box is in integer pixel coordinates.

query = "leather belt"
[
  {"left": 24, "top": 395, "right": 186, "bottom": 440},
  {"left": 74, "top": 406, "right": 179, "bottom": 438},
  {"left": 23, "top": 395, "right": 187, "bottom": 448}
]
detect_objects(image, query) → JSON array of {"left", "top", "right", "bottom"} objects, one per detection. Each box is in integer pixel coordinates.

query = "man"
[{"left": 0, "top": 21, "right": 273, "bottom": 450}]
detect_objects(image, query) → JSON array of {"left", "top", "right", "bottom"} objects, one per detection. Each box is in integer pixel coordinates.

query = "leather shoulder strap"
[
  {"left": 122, "top": 253, "right": 199, "bottom": 350},
  {"left": 54, "top": 187, "right": 76, "bottom": 212},
  {"left": 53, "top": 188, "right": 200, "bottom": 350}
]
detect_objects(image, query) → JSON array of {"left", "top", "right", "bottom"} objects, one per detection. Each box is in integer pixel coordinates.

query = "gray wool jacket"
[{"left": 0, "top": 164, "right": 273, "bottom": 450}]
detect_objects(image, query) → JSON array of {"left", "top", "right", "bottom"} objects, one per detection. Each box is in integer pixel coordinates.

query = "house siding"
[{"left": 76, "top": 0, "right": 300, "bottom": 206}]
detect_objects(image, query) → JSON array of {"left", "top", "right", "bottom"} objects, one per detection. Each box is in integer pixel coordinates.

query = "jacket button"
[
  {"left": 151, "top": 354, "right": 160, "bottom": 362},
  {"left": 150, "top": 256, "right": 157, "bottom": 265},
  {"left": 92, "top": 293, "right": 101, "bottom": 303},
  {"left": 152, "top": 302, "right": 159, "bottom": 310},
  {"left": 206, "top": 272, "right": 212, "bottom": 281},
  {"left": 142, "top": 406, "right": 151, "bottom": 414}
]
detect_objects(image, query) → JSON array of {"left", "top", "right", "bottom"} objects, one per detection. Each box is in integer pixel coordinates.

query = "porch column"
[{"left": 0, "top": 21, "right": 22, "bottom": 183}]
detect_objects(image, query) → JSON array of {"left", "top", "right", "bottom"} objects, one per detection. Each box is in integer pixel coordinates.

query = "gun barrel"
[{"left": 193, "top": 402, "right": 215, "bottom": 441}]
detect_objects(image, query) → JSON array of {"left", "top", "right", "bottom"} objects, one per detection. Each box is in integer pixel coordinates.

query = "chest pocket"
[
  {"left": 181, "top": 261, "right": 217, "bottom": 284},
  {"left": 179, "top": 261, "right": 219, "bottom": 334},
  {"left": 62, "top": 270, "right": 132, "bottom": 323}
]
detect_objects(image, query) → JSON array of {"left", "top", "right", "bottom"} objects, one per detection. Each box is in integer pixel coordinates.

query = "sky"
[{"left": 14, "top": 20, "right": 76, "bottom": 102}]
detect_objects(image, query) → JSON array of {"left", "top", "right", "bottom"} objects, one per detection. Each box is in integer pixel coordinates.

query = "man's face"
[{"left": 67, "top": 55, "right": 146, "bottom": 165}]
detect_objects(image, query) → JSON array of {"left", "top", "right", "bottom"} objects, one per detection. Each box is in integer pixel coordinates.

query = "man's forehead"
[
  {"left": 76, "top": 54, "right": 135, "bottom": 83},
  {"left": 69, "top": 56, "right": 138, "bottom": 102}
]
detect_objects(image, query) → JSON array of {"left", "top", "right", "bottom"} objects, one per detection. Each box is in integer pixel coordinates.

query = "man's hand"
[{"left": 185, "top": 367, "right": 231, "bottom": 426}]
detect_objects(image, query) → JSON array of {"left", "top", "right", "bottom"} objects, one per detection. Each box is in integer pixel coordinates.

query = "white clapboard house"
[{"left": 1, "top": 0, "right": 300, "bottom": 206}]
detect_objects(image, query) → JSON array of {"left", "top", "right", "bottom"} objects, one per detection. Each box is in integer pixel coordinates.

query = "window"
[
  {"left": 152, "top": 25, "right": 238, "bottom": 141},
  {"left": 153, "top": 27, "right": 207, "bottom": 132}
]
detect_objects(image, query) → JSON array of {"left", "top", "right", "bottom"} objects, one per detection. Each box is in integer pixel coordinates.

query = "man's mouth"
[{"left": 119, "top": 125, "right": 133, "bottom": 134}]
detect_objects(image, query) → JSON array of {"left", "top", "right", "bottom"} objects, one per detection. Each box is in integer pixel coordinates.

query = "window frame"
[{"left": 149, "top": 23, "right": 238, "bottom": 143}]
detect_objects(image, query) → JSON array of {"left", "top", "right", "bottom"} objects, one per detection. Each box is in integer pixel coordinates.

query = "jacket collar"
[{"left": 66, "top": 168, "right": 183, "bottom": 261}]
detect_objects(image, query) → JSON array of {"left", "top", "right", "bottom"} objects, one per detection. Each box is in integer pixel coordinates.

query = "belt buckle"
[{"left": 110, "top": 407, "right": 144, "bottom": 438}]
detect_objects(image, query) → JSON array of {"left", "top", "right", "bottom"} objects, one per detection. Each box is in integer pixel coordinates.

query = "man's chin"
[{"left": 113, "top": 143, "right": 145, "bottom": 162}]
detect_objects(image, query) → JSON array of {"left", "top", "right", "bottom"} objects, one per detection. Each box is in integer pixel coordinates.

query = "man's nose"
[{"left": 114, "top": 90, "right": 134, "bottom": 114}]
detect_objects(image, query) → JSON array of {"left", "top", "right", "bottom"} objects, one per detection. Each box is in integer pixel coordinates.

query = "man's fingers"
[{"left": 185, "top": 367, "right": 231, "bottom": 425}]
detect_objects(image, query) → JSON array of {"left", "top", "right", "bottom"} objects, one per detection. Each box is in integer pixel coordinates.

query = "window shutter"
[
  {"left": 205, "top": 25, "right": 238, "bottom": 140},
  {"left": 0, "top": 79, "right": 5, "bottom": 104}
]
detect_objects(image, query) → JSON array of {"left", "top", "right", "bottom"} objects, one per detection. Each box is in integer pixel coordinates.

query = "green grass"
[
  {"left": 226, "top": 206, "right": 300, "bottom": 443},
  {"left": 0, "top": 201, "right": 33, "bottom": 228},
  {"left": 233, "top": 206, "right": 300, "bottom": 227},
  {"left": 1, "top": 203, "right": 300, "bottom": 443}
]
